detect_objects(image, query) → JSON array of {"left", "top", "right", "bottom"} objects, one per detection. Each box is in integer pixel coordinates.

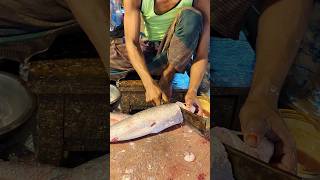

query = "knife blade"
[{"left": 180, "top": 107, "right": 209, "bottom": 137}]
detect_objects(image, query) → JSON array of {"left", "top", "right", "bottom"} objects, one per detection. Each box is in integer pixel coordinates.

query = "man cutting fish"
[
  {"left": 110, "top": 0, "right": 210, "bottom": 113},
  {"left": 214, "top": 0, "right": 316, "bottom": 174}
]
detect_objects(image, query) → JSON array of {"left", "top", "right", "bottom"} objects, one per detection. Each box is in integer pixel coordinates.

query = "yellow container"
[
  {"left": 197, "top": 95, "right": 210, "bottom": 117},
  {"left": 280, "top": 109, "right": 320, "bottom": 178}
]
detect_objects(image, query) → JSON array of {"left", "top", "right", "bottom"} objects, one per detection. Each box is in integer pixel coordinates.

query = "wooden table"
[{"left": 110, "top": 124, "right": 210, "bottom": 180}]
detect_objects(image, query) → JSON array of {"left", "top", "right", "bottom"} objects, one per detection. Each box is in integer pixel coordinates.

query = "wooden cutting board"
[{"left": 110, "top": 124, "right": 210, "bottom": 180}]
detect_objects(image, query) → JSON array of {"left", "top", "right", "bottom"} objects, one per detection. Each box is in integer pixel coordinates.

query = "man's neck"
[{"left": 154, "top": 0, "right": 181, "bottom": 14}]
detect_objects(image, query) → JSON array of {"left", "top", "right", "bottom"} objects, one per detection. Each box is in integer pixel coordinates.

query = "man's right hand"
[
  {"left": 240, "top": 98, "right": 297, "bottom": 174},
  {"left": 145, "top": 80, "right": 169, "bottom": 106}
]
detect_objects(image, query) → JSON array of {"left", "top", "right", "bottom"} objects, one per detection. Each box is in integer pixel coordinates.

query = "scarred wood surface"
[
  {"left": 117, "top": 80, "right": 187, "bottom": 113},
  {"left": 110, "top": 124, "right": 210, "bottom": 180},
  {"left": 28, "top": 58, "right": 108, "bottom": 165}
]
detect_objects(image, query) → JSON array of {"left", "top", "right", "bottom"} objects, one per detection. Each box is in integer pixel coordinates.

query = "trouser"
[
  {"left": 0, "top": 0, "right": 77, "bottom": 62},
  {"left": 110, "top": 7, "right": 203, "bottom": 80}
]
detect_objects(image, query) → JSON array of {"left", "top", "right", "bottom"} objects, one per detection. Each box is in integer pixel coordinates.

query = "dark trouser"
[
  {"left": 110, "top": 7, "right": 203, "bottom": 80},
  {"left": 0, "top": 0, "right": 77, "bottom": 61}
]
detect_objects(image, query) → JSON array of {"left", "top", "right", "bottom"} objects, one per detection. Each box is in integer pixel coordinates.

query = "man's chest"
[{"left": 154, "top": 0, "right": 182, "bottom": 15}]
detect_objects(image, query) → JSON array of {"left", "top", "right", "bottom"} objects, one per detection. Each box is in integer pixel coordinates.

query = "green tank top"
[{"left": 141, "top": 0, "right": 193, "bottom": 41}]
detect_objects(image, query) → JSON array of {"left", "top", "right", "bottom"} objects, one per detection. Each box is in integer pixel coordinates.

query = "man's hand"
[
  {"left": 145, "top": 81, "right": 168, "bottom": 106},
  {"left": 185, "top": 90, "right": 203, "bottom": 116},
  {"left": 240, "top": 98, "right": 297, "bottom": 174}
]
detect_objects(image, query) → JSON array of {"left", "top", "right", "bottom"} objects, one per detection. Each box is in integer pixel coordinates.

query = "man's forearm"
[
  {"left": 126, "top": 41, "right": 154, "bottom": 87},
  {"left": 248, "top": 0, "right": 313, "bottom": 107},
  {"left": 66, "top": 0, "right": 108, "bottom": 70},
  {"left": 188, "top": 59, "right": 208, "bottom": 94}
]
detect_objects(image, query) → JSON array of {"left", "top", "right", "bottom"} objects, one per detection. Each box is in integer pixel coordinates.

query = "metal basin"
[
  {"left": 0, "top": 72, "right": 36, "bottom": 136},
  {"left": 110, "top": 84, "right": 121, "bottom": 111}
]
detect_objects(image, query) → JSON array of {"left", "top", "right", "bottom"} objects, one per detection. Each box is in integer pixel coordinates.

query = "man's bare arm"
[
  {"left": 124, "top": 0, "right": 167, "bottom": 105},
  {"left": 240, "top": 0, "right": 313, "bottom": 173},
  {"left": 123, "top": 0, "right": 154, "bottom": 88},
  {"left": 248, "top": 0, "right": 313, "bottom": 106},
  {"left": 189, "top": 0, "right": 210, "bottom": 94},
  {"left": 65, "top": 0, "right": 108, "bottom": 70}
]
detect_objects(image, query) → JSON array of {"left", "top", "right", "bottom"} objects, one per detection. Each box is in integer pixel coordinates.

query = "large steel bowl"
[
  {"left": 0, "top": 72, "right": 36, "bottom": 136},
  {"left": 110, "top": 84, "right": 121, "bottom": 111}
]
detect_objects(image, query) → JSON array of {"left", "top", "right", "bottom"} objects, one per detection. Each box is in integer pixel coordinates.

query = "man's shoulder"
[{"left": 124, "top": 0, "right": 142, "bottom": 10}]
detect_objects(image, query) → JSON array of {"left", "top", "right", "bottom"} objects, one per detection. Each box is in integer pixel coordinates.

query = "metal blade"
[{"left": 180, "top": 108, "right": 209, "bottom": 137}]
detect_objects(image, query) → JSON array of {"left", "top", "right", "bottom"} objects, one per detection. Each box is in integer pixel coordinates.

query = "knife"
[
  {"left": 160, "top": 100, "right": 209, "bottom": 137},
  {"left": 180, "top": 107, "right": 209, "bottom": 138}
]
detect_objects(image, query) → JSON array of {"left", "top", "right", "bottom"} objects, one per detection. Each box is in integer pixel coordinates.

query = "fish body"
[
  {"left": 110, "top": 102, "right": 184, "bottom": 142},
  {"left": 110, "top": 112, "right": 131, "bottom": 125}
]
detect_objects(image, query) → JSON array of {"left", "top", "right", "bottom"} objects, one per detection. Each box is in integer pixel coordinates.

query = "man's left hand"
[{"left": 185, "top": 90, "right": 203, "bottom": 116}]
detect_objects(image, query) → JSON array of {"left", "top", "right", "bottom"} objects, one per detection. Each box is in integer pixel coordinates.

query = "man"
[
  {"left": 0, "top": 0, "right": 108, "bottom": 72},
  {"left": 110, "top": 0, "right": 210, "bottom": 113},
  {"left": 213, "top": 0, "right": 317, "bottom": 174}
]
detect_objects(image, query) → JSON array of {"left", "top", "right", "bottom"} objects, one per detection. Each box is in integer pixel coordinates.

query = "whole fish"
[{"left": 110, "top": 102, "right": 188, "bottom": 142}]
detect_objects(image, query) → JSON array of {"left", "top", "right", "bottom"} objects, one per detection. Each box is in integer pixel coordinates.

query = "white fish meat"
[{"left": 110, "top": 102, "right": 186, "bottom": 142}]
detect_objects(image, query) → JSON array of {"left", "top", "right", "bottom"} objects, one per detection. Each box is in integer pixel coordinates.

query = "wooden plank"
[
  {"left": 117, "top": 80, "right": 186, "bottom": 113},
  {"left": 29, "top": 58, "right": 108, "bottom": 165},
  {"left": 29, "top": 58, "right": 107, "bottom": 94},
  {"left": 110, "top": 124, "right": 210, "bottom": 179},
  {"left": 63, "top": 94, "right": 108, "bottom": 151},
  {"left": 35, "top": 94, "right": 64, "bottom": 166}
]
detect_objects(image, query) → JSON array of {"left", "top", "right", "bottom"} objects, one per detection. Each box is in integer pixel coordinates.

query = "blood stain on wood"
[
  {"left": 111, "top": 137, "right": 118, "bottom": 143},
  {"left": 197, "top": 173, "right": 206, "bottom": 180},
  {"left": 200, "top": 138, "right": 209, "bottom": 144}
]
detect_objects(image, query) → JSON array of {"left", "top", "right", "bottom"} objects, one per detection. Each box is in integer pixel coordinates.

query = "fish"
[
  {"left": 110, "top": 102, "right": 187, "bottom": 142},
  {"left": 110, "top": 112, "right": 131, "bottom": 125},
  {"left": 213, "top": 127, "right": 274, "bottom": 163}
]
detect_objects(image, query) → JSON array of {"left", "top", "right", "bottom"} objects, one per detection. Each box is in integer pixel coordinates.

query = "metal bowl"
[
  {"left": 110, "top": 84, "right": 121, "bottom": 110},
  {"left": 0, "top": 72, "right": 36, "bottom": 136}
]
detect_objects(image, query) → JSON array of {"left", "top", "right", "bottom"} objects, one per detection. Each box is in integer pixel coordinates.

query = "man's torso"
[{"left": 140, "top": 0, "right": 193, "bottom": 41}]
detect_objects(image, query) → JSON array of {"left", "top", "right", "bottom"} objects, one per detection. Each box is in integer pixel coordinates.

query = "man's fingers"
[
  {"left": 242, "top": 117, "right": 269, "bottom": 148},
  {"left": 162, "top": 92, "right": 169, "bottom": 103},
  {"left": 145, "top": 94, "right": 150, "bottom": 103},
  {"left": 194, "top": 100, "right": 203, "bottom": 116},
  {"left": 269, "top": 113, "right": 297, "bottom": 173},
  {"left": 275, "top": 148, "right": 297, "bottom": 174},
  {"left": 197, "top": 106, "right": 204, "bottom": 116},
  {"left": 185, "top": 98, "right": 192, "bottom": 108},
  {"left": 154, "top": 98, "right": 161, "bottom": 106}
]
